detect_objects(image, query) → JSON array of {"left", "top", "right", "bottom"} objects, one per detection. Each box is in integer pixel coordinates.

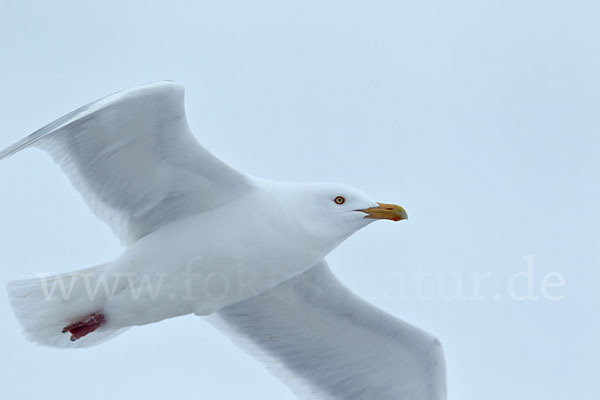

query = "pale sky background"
[{"left": 0, "top": 1, "right": 598, "bottom": 399}]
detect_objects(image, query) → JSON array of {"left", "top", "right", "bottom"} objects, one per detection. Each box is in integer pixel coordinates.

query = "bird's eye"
[{"left": 334, "top": 196, "right": 346, "bottom": 205}]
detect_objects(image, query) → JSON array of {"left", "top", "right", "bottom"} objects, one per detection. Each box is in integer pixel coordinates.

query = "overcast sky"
[{"left": 0, "top": 1, "right": 598, "bottom": 399}]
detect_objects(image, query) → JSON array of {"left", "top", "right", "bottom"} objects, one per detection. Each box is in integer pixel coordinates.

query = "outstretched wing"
[
  {"left": 0, "top": 82, "right": 251, "bottom": 244},
  {"left": 208, "top": 261, "right": 447, "bottom": 400}
]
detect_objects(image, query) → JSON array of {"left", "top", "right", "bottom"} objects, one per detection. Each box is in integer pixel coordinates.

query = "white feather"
[
  {"left": 7, "top": 264, "right": 129, "bottom": 348},
  {"left": 208, "top": 260, "right": 447, "bottom": 400},
  {"left": 0, "top": 81, "right": 250, "bottom": 244}
]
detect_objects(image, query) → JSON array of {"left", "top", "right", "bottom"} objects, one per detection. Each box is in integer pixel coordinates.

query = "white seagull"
[{"left": 2, "top": 82, "right": 446, "bottom": 400}]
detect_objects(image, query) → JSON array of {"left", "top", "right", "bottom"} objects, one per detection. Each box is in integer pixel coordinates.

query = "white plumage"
[
  {"left": 1, "top": 82, "right": 445, "bottom": 399},
  {"left": 1, "top": 82, "right": 249, "bottom": 244},
  {"left": 210, "top": 261, "right": 446, "bottom": 400}
]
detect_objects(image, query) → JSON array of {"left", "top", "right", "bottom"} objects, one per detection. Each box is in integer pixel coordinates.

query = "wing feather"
[
  {"left": 208, "top": 261, "right": 447, "bottom": 400},
  {"left": 0, "top": 82, "right": 251, "bottom": 244}
]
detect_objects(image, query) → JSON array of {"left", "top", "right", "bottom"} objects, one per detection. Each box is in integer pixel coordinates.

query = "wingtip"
[
  {"left": 0, "top": 142, "right": 22, "bottom": 161},
  {"left": 0, "top": 80, "right": 185, "bottom": 163}
]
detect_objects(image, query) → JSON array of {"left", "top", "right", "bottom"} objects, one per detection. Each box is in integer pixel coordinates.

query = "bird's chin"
[{"left": 347, "top": 211, "right": 378, "bottom": 227}]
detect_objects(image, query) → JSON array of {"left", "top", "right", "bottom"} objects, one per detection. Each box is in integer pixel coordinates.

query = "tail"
[{"left": 7, "top": 264, "right": 128, "bottom": 348}]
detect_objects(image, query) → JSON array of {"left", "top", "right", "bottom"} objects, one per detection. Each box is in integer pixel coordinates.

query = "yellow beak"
[{"left": 359, "top": 202, "right": 408, "bottom": 221}]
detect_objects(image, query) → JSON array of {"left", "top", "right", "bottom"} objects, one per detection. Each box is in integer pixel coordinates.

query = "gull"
[{"left": 1, "top": 82, "right": 446, "bottom": 399}]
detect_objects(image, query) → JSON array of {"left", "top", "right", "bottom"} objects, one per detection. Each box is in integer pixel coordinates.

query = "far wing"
[
  {"left": 208, "top": 261, "right": 447, "bottom": 400},
  {"left": 0, "top": 82, "right": 251, "bottom": 244}
]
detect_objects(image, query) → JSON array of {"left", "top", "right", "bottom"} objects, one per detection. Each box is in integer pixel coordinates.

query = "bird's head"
[{"left": 266, "top": 181, "right": 407, "bottom": 250}]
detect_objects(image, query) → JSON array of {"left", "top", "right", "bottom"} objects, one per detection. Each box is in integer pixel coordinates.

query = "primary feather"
[
  {"left": 0, "top": 81, "right": 249, "bottom": 244},
  {"left": 209, "top": 260, "right": 447, "bottom": 400}
]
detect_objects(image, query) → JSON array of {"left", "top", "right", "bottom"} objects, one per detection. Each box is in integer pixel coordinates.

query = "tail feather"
[{"left": 7, "top": 264, "right": 128, "bottom": 348}]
